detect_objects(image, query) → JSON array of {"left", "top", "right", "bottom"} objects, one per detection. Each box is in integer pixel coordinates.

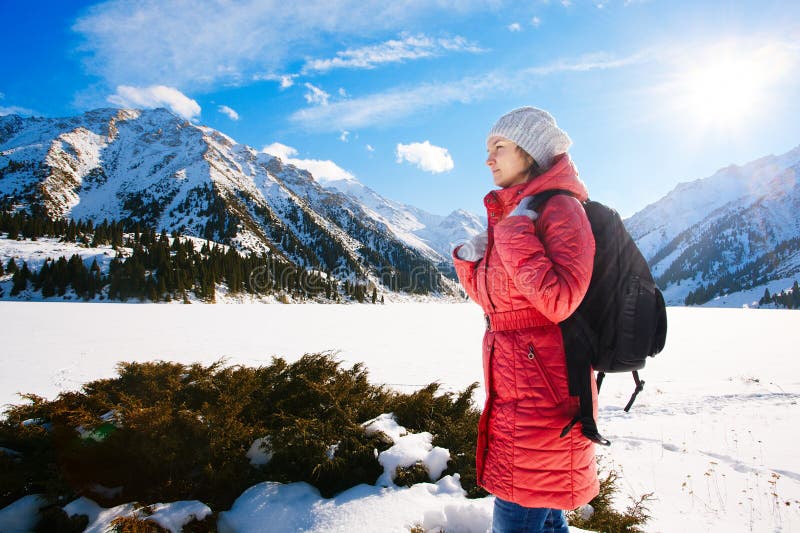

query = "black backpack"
[{"left": 531, "top": 190, "right": 667, "bottom": 446}]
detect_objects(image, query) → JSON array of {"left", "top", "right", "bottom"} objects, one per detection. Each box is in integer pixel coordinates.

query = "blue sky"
[{"left": 2, "top": 0, "right": 800, "bottom": 218}]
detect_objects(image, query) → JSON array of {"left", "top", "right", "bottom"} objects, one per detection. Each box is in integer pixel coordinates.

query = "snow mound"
[
  {"left": 217, "top": 476, "right": 490, "bottom": 533},
  {"left": 0, "top": 494, "right": 47, "bottom": 533}
]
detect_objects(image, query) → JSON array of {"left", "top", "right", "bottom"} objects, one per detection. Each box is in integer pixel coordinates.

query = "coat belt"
[{"left": 485, "top": 308, "right": 555, "bottom": 331}]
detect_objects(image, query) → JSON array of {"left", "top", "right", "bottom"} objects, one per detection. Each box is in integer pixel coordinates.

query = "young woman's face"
[{"left": 486, "top": 136, "right": 533, "bottom": 188}]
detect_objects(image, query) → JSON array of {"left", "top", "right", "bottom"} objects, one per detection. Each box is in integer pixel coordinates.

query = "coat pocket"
[{"left": 528, "top": 344, "right": 564, "bottom": 405}]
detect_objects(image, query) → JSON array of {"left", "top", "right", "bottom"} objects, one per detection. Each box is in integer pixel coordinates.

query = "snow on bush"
[
  {"left": 63, "top": 496, "right": 212, "bottom": 533},
  {"left": 247, "top": 436, "right": 273, "bottom": 466},
  {"left": 363, "top": 412, "right": 450, "bottom": 487},
  {"left": 362, "top": 412, "right": 408, "bottom": 443}
]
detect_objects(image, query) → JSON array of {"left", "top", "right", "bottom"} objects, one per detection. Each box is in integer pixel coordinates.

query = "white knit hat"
[{"left": 487, "top": 107, "right": 572, "bottom": 170}]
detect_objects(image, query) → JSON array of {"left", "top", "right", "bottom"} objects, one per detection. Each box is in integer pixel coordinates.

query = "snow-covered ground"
[
  {"left": 0, "top": 236, "right": 121, "bottom": 275},
  {"left": 1, "top": 302, "right": 799, "bottom": 532}
]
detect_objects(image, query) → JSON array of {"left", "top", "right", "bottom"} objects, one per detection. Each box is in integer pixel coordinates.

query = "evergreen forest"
[{"left": 0, "top": 212, "right": 394, "bottom": 303}]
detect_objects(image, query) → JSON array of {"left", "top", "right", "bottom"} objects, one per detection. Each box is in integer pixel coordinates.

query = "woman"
[{"left": 453, "top": 107, "right": 599, "bottom": 532}]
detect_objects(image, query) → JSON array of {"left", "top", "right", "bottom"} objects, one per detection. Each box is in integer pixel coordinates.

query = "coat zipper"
[{"left": 528, "top": 345, "right": 562, "bottom": 404}]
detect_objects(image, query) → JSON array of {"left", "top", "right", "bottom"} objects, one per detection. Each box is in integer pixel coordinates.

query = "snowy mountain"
[
  {"left": 0, "top": 108, "right": 465, "bottom": 297},
  {"left": 315, "top": 174, "right": 484, "bottom": 264},
  {"left": 625, "top": 144, "right": 800, "bottom": 306}
]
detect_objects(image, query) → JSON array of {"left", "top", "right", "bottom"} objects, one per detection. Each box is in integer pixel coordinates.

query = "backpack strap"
[
  {"left": 559, "top": 387, "right": 611, "bottom": 446},
  {"left": 623, "top": 370, "right": 645, "bottom": 412},
  {"left": 528, "top": 189, "right": 578, "bottom": 212},
  {"left": 531, "top": 190, "right": 612, "bottom": 446}
]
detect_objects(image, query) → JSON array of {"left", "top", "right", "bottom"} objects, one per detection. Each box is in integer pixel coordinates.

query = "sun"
[
  {"left": 667, "top": 42, "right": 792, "bottom": 131},
  {"left": 681, "top": 58, "right": 760, "bottom": 127}
]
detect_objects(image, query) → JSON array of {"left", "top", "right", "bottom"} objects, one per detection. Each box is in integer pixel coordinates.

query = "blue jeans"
[{"left": 492, "top": 497, "right": 570, "bottom": 533}]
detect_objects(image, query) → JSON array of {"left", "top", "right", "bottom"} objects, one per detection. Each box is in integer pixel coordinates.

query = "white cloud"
[
  {"left": 0, "top": 105, "right": 34, "bottom": 116},
  {"left": 0, "top": 93, "right": 34, "bottom": 116},
  {"left": 395, "top": 141, "right": 454, "bottom": 174},
  {"left": 262, "top": 142, "right": 298, "bottom": 160},
  {"left": 302, "top": 33, "right": 484, "bottom": 74},
  {"left": 72, "top": 1, "right": 499, "bottom": 89},
  {"left": 523, "top": 51, "right": 649, "bottom": 76},
  {"left": 561, "top": 0, "right": 572, "bottom": 6},
  {"left": 290, "top": 53, "right": 646, "bottom": 131},
  {"left": 304, "top": 83, "right": 330, "bottom": 106},
  {"left": 338, "top": 88, "right": 348, "bottom": 97},
  {"left": 438, "top": 35, "right": 484, "bottom": 53},
  {"left": 531, "top": 16, "right": 542, "bottom": 27},
  {"left": 107, "top": 85, "right": 201, "bottom": 120},
  {"left": 291, "top": 51, "right": 645, "bottom": 131},
  {"left": 291, "top": 73, "right": 498, "bottom": 131},
  {"left": 292, "top": 159, "right": 355, "bottom": 182},
  {"left": 262, "top": 143, "right": 355, "bottom": 183},
  {"left": 280, "top": 76, "right": 296, "bottom": 89},
  {"left": 218, "top": 105, "right": 240, "bottom": 120},
  {"left": 508, "top": 23, "right": 522, "bottom": 32},
  {"left": 339, "top": 131, "right": 350, "bottom": 142},
  {"left": 254, "top": 73, "right": 297, "bottom": 89}
]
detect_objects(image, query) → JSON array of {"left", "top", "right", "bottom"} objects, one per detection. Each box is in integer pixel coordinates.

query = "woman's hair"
[{"left": 516, "top": 145, "right": 543, "bottom": 179}]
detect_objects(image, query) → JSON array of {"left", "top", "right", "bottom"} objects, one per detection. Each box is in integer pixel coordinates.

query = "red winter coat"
[{"left": 453, "top": 154, "right": 599, "bottom": 509}]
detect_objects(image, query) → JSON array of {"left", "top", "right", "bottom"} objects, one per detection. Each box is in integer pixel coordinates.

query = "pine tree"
[
  {"left": 760, "top": 287, "right": 771, "bottom": 306},
  {"left": 6, "top": 218, "right": 19, "bottom": 240},
  {"left": 160, "top": 270, "right": 169, "bottom": 298},
  {"left": 65, "top": 254, "right": 85, "bottom": 296},
  {"left": 111, "top": 223, "right": 123, "bottom": 248},
  {"left": 11, "top": 262, "right": 31, "bottom": 296},
  {"left": 54, "top": 256, "right": 69, "bottom": 296},
  {"left": 146, "top": 274, "right": 159, "bottom": 302},
  {"left": 92, "top": 224, "right": 108, "bottom": 247},
  {"left": 66, "top": 220, "right": 77, "bottom": 242},
  {"left": 87, "top": 260, "right": 101, "bottom": 300},
  {"left": 6, "top": 257, "right": 17, "bottom": 274},
  {"left": 41, "top": 267, "right": 56, "bottom": 298}
]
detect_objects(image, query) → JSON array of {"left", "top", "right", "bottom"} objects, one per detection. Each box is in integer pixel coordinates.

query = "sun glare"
[{"left": 668, "top": 42, "right": 793, "bottom": 131}]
